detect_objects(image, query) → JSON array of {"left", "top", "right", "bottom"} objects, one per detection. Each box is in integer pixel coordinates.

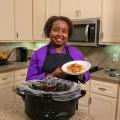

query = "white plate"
[{"left": 62, "top": 60, "right": 91, "bottom": 75}]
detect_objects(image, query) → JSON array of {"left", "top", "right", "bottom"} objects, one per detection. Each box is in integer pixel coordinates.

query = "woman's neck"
[
  {"left": 55, "top": 47, "right": 64, "bottom": 53},
  {"left": 50, "top": 42, "right": 65, "bottom": 53}
]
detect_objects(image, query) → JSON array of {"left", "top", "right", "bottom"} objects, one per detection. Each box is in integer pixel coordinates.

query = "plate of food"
[{"left": 62, "top": 60, "right": 91, "bottom": 75}]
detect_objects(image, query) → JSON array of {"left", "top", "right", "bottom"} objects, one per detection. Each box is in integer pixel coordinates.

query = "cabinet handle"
[
  {"left": 20, "top": 74, "right": 26, "bottom": 76},
  {"left": 79, "top": 10, "right": 81, "bottom": 17},
  {"left": 42, "top": 32, "right": 45, "bottom": 39},
  {"left": 98, "top": 87, "right": 106, "bottom": 91},
  {"left": 100, "top": 32, "right": 103, "bottom": 39},
  {"left": 16, "top": 32, "right": 19, "bottom": 38},
  {"left": 89, "top": 97, "right": 92, "bottom": 104},
  {"left": 2, "top": 78, "right": 8, "bottom": 80},
  {"left": 75, "top": 10, "right": 79, "bottom": 17}
]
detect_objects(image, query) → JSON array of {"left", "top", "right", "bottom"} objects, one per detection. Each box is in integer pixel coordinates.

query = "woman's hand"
[
  {"left": 46, "top": 67, "right": 68, "bottom": 79},
  {"left": 77, "top": 74, "right": 86, "bottom": 83}
]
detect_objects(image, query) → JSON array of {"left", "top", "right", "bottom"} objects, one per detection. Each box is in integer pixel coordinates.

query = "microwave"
[{"left": 68, "top": 19, "right": 100, "bottom": 46}]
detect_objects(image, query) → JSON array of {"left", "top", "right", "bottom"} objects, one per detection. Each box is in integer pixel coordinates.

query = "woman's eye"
[
  {"left": 62, "top": 30, "right": 68, "bottom": 34},
  {"left": 53, "top": 28, "right": 59, "bottom": 32}
]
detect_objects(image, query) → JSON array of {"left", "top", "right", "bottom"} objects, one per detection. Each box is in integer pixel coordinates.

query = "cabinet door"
[
  {"left": 15, "top": 0, "right": 32, "bottom": 40},
  {"left": 0, "top": 0, "right": 15, "bottom": 40},
  {"left": 33, "top": 0, "right": 45, "bottom": 40},
  {"left": 117, "top": 99, "right": 120, "bottom": 120},
  {"left": 60, "top": 0, "right": 80, "bottom": 19},
  {"left": 46, "top": 0, "right": 60, "bottom": 20},
  {"left": 100, "top": 0, "right": 120, "bottom": 43},
  {"left": 80, "top": 0, "right": 102, "bottom": 19},
  {"left": 89, "top": 93, "right": 116, "bottom": 120}
]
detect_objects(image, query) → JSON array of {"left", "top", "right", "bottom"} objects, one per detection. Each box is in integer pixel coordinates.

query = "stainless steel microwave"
[{"left": 68, "top": 19, "right": 100, "bottom": 46}]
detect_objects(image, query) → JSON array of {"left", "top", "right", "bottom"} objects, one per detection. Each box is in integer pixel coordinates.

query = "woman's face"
[{"left": 50, "top": 20, "right": 69, "bottom": 47}]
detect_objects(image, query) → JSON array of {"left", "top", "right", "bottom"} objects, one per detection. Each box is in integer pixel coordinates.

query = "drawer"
[
  {"left": 0, "top": 72, "right": 14, "bottom": 85},
  {"left": 15, "top": 68, "right": 27, "bottom": 81},
  {"left": 90, "top": 79, "right": 118, "bottom": 98}
]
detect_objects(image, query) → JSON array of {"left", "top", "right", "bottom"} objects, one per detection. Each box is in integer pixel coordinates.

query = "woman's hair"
[{"left": 44, "top": 16, "right": 73, "bottom": 38}]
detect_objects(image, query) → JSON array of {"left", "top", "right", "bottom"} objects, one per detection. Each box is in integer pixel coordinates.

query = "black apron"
[{"left": 41, "top": 45, "right": 78, "bottom": 82}]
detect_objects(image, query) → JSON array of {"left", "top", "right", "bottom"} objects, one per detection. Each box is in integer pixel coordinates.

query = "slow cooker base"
[{"left": 25, "top": 95, "right": 78, "bottom": 120}]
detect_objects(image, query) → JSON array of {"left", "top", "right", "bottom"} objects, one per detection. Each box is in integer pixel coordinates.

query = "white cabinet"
[
  {"left": 46, "top": 0, "right": 60, "bottom": 20},
  {"left": 33, "top": 0, "right": 46, "bottom": 40},
  {"left": 33, "top": 0, "right": 60, "bottom": 41},
  {"left": 0, "top": 0, "right": 15, "bottom": 41},
  {"left": 60, "top": 0, "right": 102, "bottom": 20},
  {"left": 100, "top": 0, "right": 120, "bottom": 44},
  {"left": 0, "top": 0, "right": 32, "bottom": 41},
  {"left": 78, "top": 81, "right": 90, "bottom": 113},
  {"left": 15, "top": 0, "right": 32, "bottom": 41},
  {"left": 117, "top": 99, "right": 120, "bottom": 120},
  {"left": 117, "top": 86, "right": 120, "bottom": 120},
  {"left": 0, "top": 72, "right": 14, "bottom": 106},
  {"left": 89, "top": 79, "right": 118, "bottom": 120}
]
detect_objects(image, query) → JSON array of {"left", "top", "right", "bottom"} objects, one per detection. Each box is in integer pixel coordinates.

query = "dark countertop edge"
[
  {"left": 0, "top": 66, "right": 28, "bottom": 73},
  {"left": 91, "top": 75, "right": 120, "bottom": 84},
  {"left": 0, "top": 62, "right": 28, "bottom": 73}
]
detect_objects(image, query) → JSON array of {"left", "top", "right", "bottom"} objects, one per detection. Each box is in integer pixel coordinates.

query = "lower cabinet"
[
  {"left": 117, "top": 99, "right": 120, "bottom": 120},
  {"left": 78, "top": 81, "right": 90, "bottom": 113},
  {"left": 89, "top": 93, "right": 117, "bottom": 120},
  {"left": 89, "top": 79, "right": 118, "bottom": 120}
]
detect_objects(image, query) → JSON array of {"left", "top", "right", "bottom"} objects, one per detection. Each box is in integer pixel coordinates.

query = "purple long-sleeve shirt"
[{"left": 26, "top": 43, "right": 90, "bottom": 81}]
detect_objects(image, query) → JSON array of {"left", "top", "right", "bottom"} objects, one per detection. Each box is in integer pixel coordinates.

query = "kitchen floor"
[{"left": 0, "top": 96, "right": 101, "bottom": 120}]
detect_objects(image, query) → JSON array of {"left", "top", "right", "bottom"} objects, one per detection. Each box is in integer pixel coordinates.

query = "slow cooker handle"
[
  {"left": 80, "top": 90, "right": 86, "bottom": 98},
  {"left": 15, "top": 87, "right": 25, "bottom": 101}
]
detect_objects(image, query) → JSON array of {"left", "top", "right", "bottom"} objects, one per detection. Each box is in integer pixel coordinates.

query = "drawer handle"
[
  {"left": 98, "top": 87, "right": 106, "bottom": 91},
  {"left": 2, "top": 78, "right": 8, "bottom": 80},
  {"left": 20, "top": 74, "right": 26, "bottom": 76}
]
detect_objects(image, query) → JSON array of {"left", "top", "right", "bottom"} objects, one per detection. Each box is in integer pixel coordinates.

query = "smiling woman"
[{"left": 26, "top": 16, "right": 90, "bottom": 83}]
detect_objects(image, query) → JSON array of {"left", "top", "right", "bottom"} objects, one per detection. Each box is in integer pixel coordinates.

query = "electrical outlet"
[{"left": 112, "top": 53, "right": 119, "bottom": 62}]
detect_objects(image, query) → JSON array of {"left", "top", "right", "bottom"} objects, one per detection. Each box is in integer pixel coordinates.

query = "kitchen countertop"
[
  {"left": 91, "top": 69, "right": 120, "bottom": 84},
  {"left": 0, "top": 61, "right": 119, "bottom": 84},
  {"left": 0, "top": 62, "right": 29, "bottom": 73},
  {"left": 0, "top": 96, "right": 101, "bottom": 120}
]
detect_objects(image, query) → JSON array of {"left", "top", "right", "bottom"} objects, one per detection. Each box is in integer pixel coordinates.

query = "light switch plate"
[{"left": 112, "top": 53, "right": 119, "bottom": 62}]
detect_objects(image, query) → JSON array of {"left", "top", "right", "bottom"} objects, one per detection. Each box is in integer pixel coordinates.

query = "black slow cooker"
[{"left": 16, "top": 77, "right": 86, "bottom": 120}]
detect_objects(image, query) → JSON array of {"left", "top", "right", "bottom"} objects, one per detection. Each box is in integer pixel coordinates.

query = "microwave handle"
[{"left": 85, "top": 24, "right": 89, "bottom": 42}]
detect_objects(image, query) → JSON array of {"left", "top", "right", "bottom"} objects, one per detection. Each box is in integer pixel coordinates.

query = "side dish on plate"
[
  {"left": 62, "top": 60, "right": 91, "bottom": 75},
  {"left": 66, "top": 63, "right": 86, "bottom": 73}
]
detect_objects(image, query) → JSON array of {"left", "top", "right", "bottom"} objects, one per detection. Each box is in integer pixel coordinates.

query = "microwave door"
[{"left": 85, "top": 24, "right": 89, "bottom": 42}]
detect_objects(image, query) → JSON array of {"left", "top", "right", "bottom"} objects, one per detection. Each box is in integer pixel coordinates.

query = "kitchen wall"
[{"left": 0, "top": 42, "right": 120, "bottom": 69}]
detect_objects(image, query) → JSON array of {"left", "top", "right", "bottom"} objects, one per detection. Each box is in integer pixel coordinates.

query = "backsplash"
[{"left": 0, "top": 42, "right": 120, "bottom": 69}]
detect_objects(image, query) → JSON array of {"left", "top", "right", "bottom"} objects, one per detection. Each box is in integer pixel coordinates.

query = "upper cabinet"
[
  {"left": 0, "top": 0, "right": 15, "bottom": 41},
  {"left": 100, "top": 0, "right": 120, "bottom": 44},
  {"left": 0, "top": 0, "right": 32, "bottom": 41},
  {"left": 60, "top": 0, "right": 102, "bottom": 20},
  {"left": 33, "top": 0, "right": 45, "bottom": 40},
  {"left": 46, "top": 0, "right": 60, "bottom": 20},
  {"left": 15, "top": 0, "right": 32, "bottom": 41},
  {"left": 33, "top": 0, "right": 60, "bottom": 41}
]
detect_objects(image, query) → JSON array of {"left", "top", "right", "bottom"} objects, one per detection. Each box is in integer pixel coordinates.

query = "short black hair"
[{"left": 44, "top": 16, "right": 73, "bottom": 38}]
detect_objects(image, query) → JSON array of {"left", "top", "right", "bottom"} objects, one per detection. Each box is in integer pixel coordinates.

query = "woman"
[{"left": 26, "top": 16, "right": 90, "bottom": 83}]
